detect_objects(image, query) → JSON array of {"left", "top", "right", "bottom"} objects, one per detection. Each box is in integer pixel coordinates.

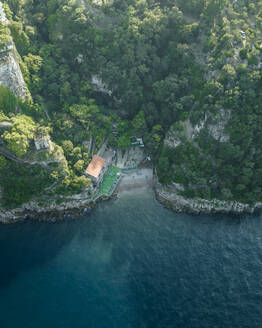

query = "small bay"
[{"left": 0, "top": 189, "right": 262, "bottom": 328}]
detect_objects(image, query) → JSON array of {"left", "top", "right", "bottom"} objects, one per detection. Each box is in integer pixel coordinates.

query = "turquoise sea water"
[{"left": 0, "top": 189, "right": 262, "bottom": 328}]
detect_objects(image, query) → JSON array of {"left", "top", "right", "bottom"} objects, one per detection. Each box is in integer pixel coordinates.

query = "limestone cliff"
[
  {"left": 155, "top": 2, "right": 262, "bottom": 211},
  {"left": 0, "top": 48, "right": 28, "bottom": 98},
  {"left": 0, "top": 2, "right": 28, "bottom": 99}
]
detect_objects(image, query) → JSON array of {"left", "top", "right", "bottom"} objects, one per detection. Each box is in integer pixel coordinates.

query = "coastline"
[
  {"left": 0, "top": 167, "right": 154, "bottom": 224},
  {"left": 1, "top": 167, "right": 262, "bottom": 223},
  {"left": 154, "top": 180, "right": 262, "bottom": 215},
  {"left": 0, "top": 191, "right": 97, "bottom": 224}
]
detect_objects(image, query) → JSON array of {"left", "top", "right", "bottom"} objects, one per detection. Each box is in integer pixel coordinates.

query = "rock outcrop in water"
[
  {"left": 0, "top": 190, "right": 97, "bottom": 223},
  {"left": 154, "top": 180, "right": 262, "bottom": 215}
]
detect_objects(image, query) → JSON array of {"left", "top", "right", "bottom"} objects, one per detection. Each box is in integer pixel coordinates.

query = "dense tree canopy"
[{"left": 1, "top": 0, "right": 262, "bottom": 205}]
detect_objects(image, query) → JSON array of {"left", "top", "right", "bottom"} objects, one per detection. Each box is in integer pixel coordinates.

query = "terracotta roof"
[{"left": 85, "top": 155, "right": 105, "bottom": 178}]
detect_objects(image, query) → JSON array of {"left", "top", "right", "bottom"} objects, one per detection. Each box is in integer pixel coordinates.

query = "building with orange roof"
[
  {"left": 85, "top": 155, "right": 105, "bottom": 183},
  {"left": 85, "top": 150, "right": 116, "bottom": 184}
]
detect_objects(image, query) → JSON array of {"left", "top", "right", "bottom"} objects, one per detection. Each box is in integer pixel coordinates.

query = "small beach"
[{"left": 117, "top": 168, "right": 153, "bottom": 192}]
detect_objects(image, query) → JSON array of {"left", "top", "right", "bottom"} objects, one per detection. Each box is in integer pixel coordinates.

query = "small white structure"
[
  {"left": 131, "top": 137, "right": 144, "bottom": 147},
  {"left": 34, "top": 136, "right": 51, "bottom": 151},
  {"left": 136, "top": 138, "right": 144, "bottom": 147}
]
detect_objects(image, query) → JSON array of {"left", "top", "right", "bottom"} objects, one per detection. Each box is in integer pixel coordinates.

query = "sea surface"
[{"left": 0, "top": 189, "right": 262, "bottom": 328}]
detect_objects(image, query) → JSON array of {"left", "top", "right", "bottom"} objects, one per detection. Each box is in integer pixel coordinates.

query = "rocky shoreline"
[
  {"left": 1, "top": 173, "right": 262, "bottom": 224},
  {"left": 0, "top": 168, "right": 153, "bottom": 224},
  {"left": 0, "top": 190, "right": 115, "bottom": 224},
  {"left": 154, "top": 181, "right": 262, "bottom": 215}
]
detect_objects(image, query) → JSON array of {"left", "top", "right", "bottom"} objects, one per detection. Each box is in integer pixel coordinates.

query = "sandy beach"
[{"left": 118, "top": 168, "right": 153, "bottom": 192}]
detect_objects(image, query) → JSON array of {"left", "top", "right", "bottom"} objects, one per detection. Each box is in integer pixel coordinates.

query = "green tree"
[
  {"left": 0, "top": 86, "right": 17, "bottom": 114},
  {"left": 73, "top": 159, "right": 84, "bottom": 174},
  {"left": 2, "top": 132, "right": 29, "bottom": 157},
  {"left": 2, "top": 115, "right": 36, "bottom": 157},
  {"left": 117, "top": 135, "right": 130, "bottom": 150},
  {"left": 132, "top": 110, "right": 147, "bottom": 136},
  {"left": 61, "top": 140, "right": 74, "bottom": 157},
  {"left": 0, "top": 155, "right": 7, "bottom": 169}
]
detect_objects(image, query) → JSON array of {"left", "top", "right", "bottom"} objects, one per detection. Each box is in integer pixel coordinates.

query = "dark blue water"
[{"left": 0, "top": 189, "right": 262, "bottom": 328}]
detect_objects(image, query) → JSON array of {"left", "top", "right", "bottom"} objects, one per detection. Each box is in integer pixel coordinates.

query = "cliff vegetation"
[{"left": 0, "top": 0, "right": 262, "bottom": 208}]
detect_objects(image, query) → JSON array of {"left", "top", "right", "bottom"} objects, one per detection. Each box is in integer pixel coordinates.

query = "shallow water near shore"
[{"left": 0, "top": 189, "right": 262, "bottom": 328}]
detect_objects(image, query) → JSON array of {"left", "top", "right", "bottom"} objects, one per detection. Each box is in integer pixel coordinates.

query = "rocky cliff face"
[
  {"left": 159, "top": 112, "right": 235, "bottom": 212},
  {"left": 0, "top": 49, "right": 28, "bottom": 98},
  {"left": 0, "top": 2, "right": 28, "bottom": 99},
  {"left": 165, "top": 109, "right": 230, "bottom": 149}
]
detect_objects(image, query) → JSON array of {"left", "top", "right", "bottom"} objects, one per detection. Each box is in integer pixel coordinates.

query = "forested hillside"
[{"left": 1, "top": 0, "right": 262, "bottom": 206}]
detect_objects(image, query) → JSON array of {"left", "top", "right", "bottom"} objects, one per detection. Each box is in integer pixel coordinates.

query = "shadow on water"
[{"left": 0, "top": 219, "right": 82, "bottom": 289}]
